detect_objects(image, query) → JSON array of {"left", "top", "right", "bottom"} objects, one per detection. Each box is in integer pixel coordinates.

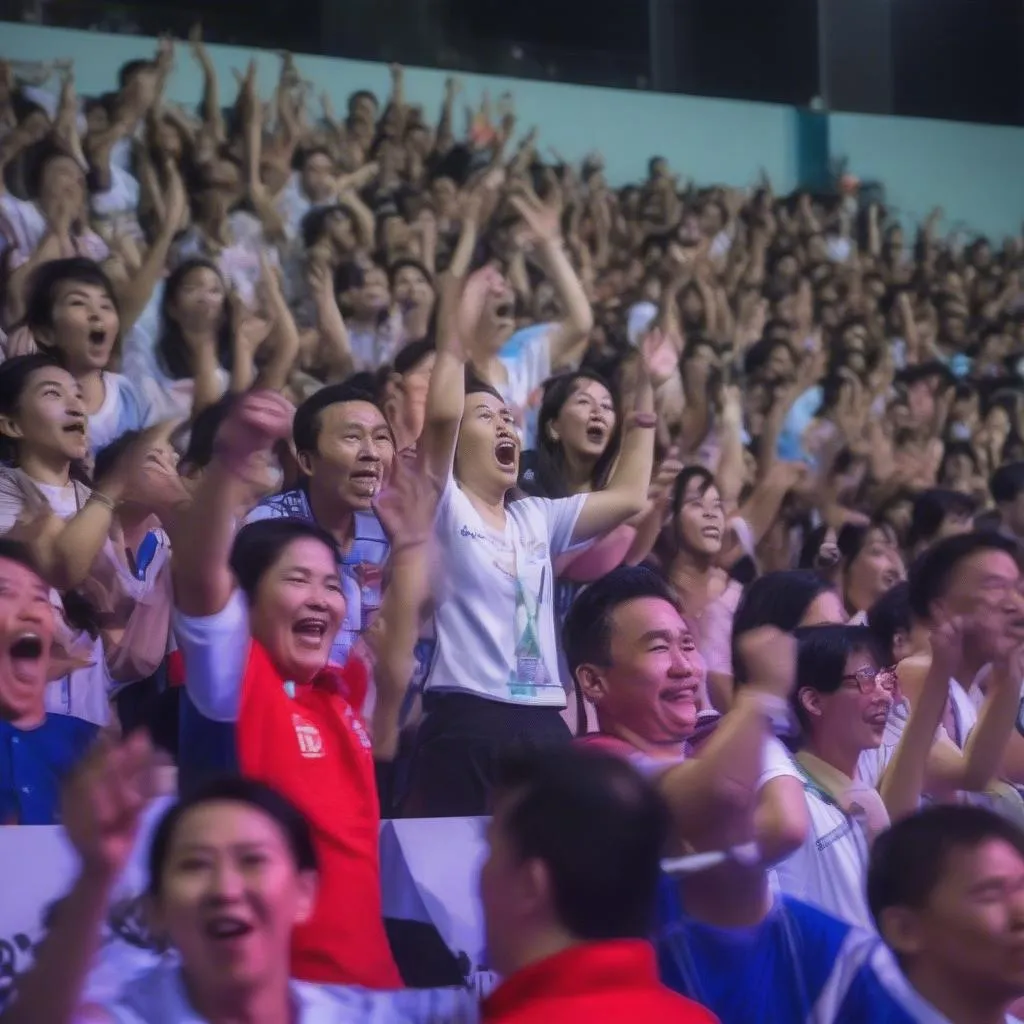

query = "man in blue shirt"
[{"left": 0, "top": 539, "right": 96, "bottom": 825}]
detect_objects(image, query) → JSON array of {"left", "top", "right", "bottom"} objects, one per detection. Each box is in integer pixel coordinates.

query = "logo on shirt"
[
  {"left": 292, "top": 713, "right": 326, "bottom": 759},
  {"left": 343, "top": 705, "right": 373, "bottom": 752},
  {"left": 460, "top": 525, "right": 485, "bottom": 540}
]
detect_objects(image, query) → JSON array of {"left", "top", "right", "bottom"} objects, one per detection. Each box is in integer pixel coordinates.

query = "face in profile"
[{"left": 149, "top": 800, "right": 317, "bottom": 991}]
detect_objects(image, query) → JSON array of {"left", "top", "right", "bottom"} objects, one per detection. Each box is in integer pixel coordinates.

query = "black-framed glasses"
[{"left": 841, "top": 665, "right": 898, "bottom": 695}]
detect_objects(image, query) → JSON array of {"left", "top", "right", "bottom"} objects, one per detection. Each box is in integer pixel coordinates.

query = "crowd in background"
[{"left": 1, "top": 26, "right": 1024, "bottom": 1023}]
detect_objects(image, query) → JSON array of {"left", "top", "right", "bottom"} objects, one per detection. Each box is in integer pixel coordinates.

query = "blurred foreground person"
[
  {"left": 0, "top": 734, "right": 476, "bottom": 1023},
  {"left": 868, "top": 804, "right": 1024, "bottom": 1024},
  {"left": 480, "top": 746, "right": 718, "bottom": 1023}
]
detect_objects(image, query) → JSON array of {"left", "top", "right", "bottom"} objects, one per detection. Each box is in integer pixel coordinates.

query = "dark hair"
[
  {"left": 299, "top": 204, "right": 356, "bottom": 251},
  {"left": 292, "top": 381, "right": 384, "bottom": 458},
  {"left": 229, "top": 519, "right": 340, "bottom": 602},
  {"left": 668, "top": 466, "right": 718, "bottom": 553},
  {"left": 388, "top": 257, "right": 434, "bottom": 291},
  {"left": 906, "top": 489, "right": 978, "bottom": 551},
  {"left": 157, "top": 259, "right": 234, "bottom": 382},
  {"left": 731, "top": 570, "right": 837, "bottom": 686},
  {"left": 797, "top": 523, "right": 832, "bottom": 571},
  {"left": 867, "top": 805, "right": 1024, "bottom": 941},
  {"left": 464, "top": 366, "right": 504, "bottom": 405},
  {"left": 295, "top": 145, "right": 334, "bottom": 172},
  {"left": 0, "top": 537, "right": 44, "bottom": 581},
  {"left": 178, "top": 394, "right": 238, "bottom": 472},
  {"left": 866, "top": 582, "right": 911, "bottom": 666},
  {"left": 792, "top": 624, "right": 883, "bottom": 735},
  {"left": 347, "top": 89, "right": 378, "bottom": 115},
  {"left": 392, "top": 336, "right": 436, "bottom": 377},
  {"left": 562, "top": 566, "right": 677, "bottom": 680},
  {"left": 991, "top": 461, "right": 1024, "bottom": 505},
  {"left": 93, "top": 429, "right": 140, "bottom": 486},
  {"left": 907, "top": 531, "right": 1020, "bottom": 621},
  {"left": 525, "top": 371, "right": 620, "bottom": 499},
  {"left": 25, "top": 258, "right": 120, "bottom": 342},
  {"left": 22, "top": 139, "right": 78, "bottom": 200},
  {"left": 0, "top": 353, "right": 65, "bottom": 465},
  {"left": 493, "top": 746, "right": 670, "bottom": 941},
  {"left": 147, "top": 776, "right": 318, "bottom": 896}
]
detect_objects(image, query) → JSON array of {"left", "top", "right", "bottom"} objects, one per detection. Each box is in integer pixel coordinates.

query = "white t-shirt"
[
  {"left": 761, "top": 738, "right": 894, "bottom": 931},
  {"left": 171, "top": 590, "right": 252, "bottom": 722},
  {"left": 497, "top": 323, "right": 555, "bottom": 448},
  {"left": 425, "top": 477, "right": 586, "bottom": 707},
  {"left": 78, "top": 960, "right": 478, "bottom": 1023},
  {"left": 87, "top": 372, "right": 154, "bottom": 456}
]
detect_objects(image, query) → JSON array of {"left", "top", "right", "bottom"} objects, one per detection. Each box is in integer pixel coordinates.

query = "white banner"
[{"left": 0, "top": 808, "right": 494, "bottom": 1007}]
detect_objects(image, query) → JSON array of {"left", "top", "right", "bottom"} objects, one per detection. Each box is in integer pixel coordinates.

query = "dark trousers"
[{"left": 399, "top": 691, "right": 571, "bottom": 818}]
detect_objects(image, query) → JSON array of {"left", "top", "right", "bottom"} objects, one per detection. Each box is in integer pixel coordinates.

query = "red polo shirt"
[
  {"left": 482, "top": 939, "right": 718, "bottom": 1023},
  {"left": 235, "top": 639, "right": 401, "bottom": 989}
]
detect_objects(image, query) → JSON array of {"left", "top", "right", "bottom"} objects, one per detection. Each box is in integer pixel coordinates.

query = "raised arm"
[
  {"left": 189, "top": 24, "right": 226, "bottom": 143},
  {"left": 172, "top": 391, "right": 293, "bottom": 616},
  {"left": 509, "top": 188, "right": 593, "bottom": 371},
  {"left": 571, "top": 361, "right": 656, "bottom": 542},
  {"left": 0, "top": 733, "right": 154, "bottom": 1024}
]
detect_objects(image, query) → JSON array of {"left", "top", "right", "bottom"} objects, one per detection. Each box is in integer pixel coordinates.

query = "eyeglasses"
[{"left": 841, "top": 665, "right": 898, "bottom": 695}]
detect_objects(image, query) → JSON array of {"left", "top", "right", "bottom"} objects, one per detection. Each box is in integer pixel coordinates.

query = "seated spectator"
[
  {"left": 171, "top": 389, "right": 429, "bottom": 987},
  {"left": 481, "top": 745, "right": 717, "bottom": 1023},
  {"left": 867, "top": 804, "right": 1024, "bottom": 1023},
  {"left": 835, "top": 522, "right": 904, "bottom": 624},
  {"left": 990, "top": 461, "right": 1024, "bottom": 543},
  {"left": 0, "top": 538, "right": 96, "bottom": 825},
  {"left": 0, "top": 735, "right": 476, "bottom": 1023}
]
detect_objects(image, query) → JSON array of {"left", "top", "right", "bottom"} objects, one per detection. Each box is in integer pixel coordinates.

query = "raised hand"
[
  {"left": 648, "top": 445, "right": 684, "bottom": 505},
  {"left": 929, "top": 614, "right": 965, "bottom": 685},
  {"left": 640, "top": 326, "right": 681, "bottom": 388},
  {"left": 215, "top": 389, "right": 294, "bottom": 466},
  {"left": 373, "top": 453, "right": 438, "bottom": 550},
  {"left": 61, "top": 731, "right": 156, "bottom": 879},
  {"left": 739, "top": 626, "right": 798, "bottom": 701},
  {"left": 509, "top": 185, "right": 562, "bottom": 245}
]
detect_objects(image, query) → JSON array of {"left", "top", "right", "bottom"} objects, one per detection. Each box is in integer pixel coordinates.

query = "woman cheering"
[{"left": 403, "top": 262, "right": 656, "bottom": 816}]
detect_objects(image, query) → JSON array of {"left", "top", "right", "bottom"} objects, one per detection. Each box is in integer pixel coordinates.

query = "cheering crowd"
[{"left": 1, "top": 26, "right": 1024, "bottom": 1023}]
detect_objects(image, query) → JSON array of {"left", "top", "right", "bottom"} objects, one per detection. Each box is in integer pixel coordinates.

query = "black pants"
[{"left": 399, "top": 692, "right": 571, "bottom": 818}]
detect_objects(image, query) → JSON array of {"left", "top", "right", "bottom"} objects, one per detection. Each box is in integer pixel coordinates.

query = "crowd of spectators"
[{"left": 1, "top": 25, "right": 1024, "bottom": 1023}]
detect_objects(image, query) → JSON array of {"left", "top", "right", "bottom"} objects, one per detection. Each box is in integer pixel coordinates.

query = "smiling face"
[
  {"left": 247, "top": 537, "right": 346, "bottom": 685},
  {"left": 300, "top": 151, "right": 335, "bottom": 204},
  {"left": 674, "top": 477, "right": 726, "bottom": 556},
  {"left": 299, "top": 400, "right": 395, "bottom": 513},
  {"left": 892, "top": 838, "right": 1024, "bottom": 1005},
  {"left": 800, "top": 646, "right": 892, "bottom": 752},
  {"left": 40, "top": 278, "right": 120, "bottom": 374},
  {"left": 579, "top": 597, "right": 703, "bottom": 747},
  {"left": 151, "top": 801, "right": 317, "bottom": 994},
  {"left": 548, "top": 378, "right": 616, "bottom": 463},
  {"left": 38, "top": 154, "right": 85, "bottom": 216},
  {"left": 0, "top": 556, "right": 55, "bottom": 728},
  {"left": 0, "top": 366, "right": 88, "bottom": 466}
]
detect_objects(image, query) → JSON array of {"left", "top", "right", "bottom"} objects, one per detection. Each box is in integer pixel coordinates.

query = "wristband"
[{"left": 739, "top": 689, "right": 797, "bottom": 737}]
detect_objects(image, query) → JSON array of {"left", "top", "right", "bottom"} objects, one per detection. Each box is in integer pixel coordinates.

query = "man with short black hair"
[
  {"left": 246, "top": 381, "right": 396, "bottom": 667},
  {"left": 868, "top": 804, "right": 1024, "bottom": 1023},
  {"left": 0, "top": 538, "right": 97, "bottom": 824},
  {"left": 480, "top": 745, "right": 717, "bottom": 1023}
]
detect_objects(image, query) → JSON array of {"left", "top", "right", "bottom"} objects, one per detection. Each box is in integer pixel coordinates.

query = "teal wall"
[{"left": 2, "top": 23, "right": 1023, "bottom": 240}]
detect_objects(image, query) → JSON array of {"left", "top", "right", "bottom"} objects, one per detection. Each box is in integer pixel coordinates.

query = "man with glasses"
[{"left": 761, "top": 624, "right": 941, "bottom": 930}]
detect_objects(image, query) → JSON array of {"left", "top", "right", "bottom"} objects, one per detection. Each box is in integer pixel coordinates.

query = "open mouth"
[
  {"left": 348, "top": 468, "right": 381, "bottom": 495},
  {"left": 881, "top": 570, "right": 900, "bottom": 588},
  {"left": 10, "top": 633, "right": 43, "bottom": 661},
  {"left": 292, "top": 617, "right": 329, "bottom": 649},
  {"left": 585, "top": 424, "right": 606, "bottom": 444},
  {"left": 700, "top": 526, "right": 722, "bottom": 541},
  {"left": 204, "top": 916, "right": 255, "bottom": 941},
  {"left": 495, "top": 439, "right": 518, "bottom": 468},
  {"left": 493, "top": 302, "right": 514, "bottom": 321},
  {"left": 87, "top": 328, "right": 108, "bottom": 347}
]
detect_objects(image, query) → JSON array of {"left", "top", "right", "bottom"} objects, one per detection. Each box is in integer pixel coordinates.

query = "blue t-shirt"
[
  {"left": 656, "top": 878, "right": 961, "bottom": 1023},
  {"left": 0, "top": 714, "right": 97, "bottom": 824}
]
